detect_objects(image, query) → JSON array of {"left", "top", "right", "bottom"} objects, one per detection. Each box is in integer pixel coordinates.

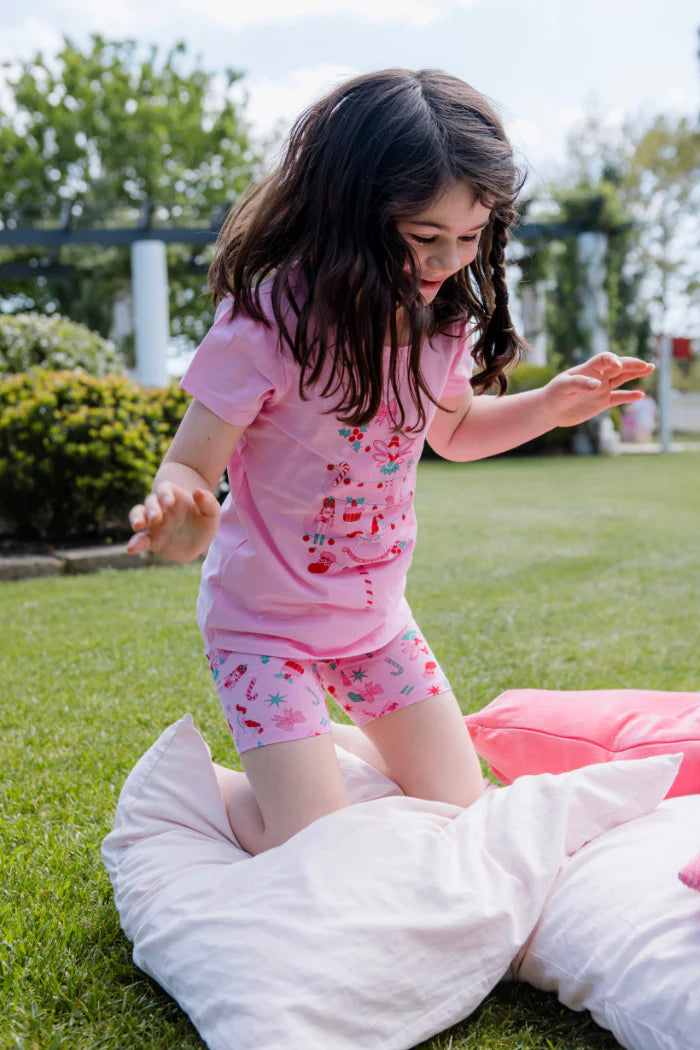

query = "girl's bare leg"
[
  {"left": 213, "top": 733, "right": 350, "bottom": 855},
  {"left": 213, "top": 698, "right": 481, "bottom": 854},
  {"left": 329, "top": 721, "right": 393, "bottom": 779},
  {"left": 359, "top": 690, "right": 485, "bottom": 808},
  {"left": 214, "top": 723, "right": 391, "bottom": 854}
]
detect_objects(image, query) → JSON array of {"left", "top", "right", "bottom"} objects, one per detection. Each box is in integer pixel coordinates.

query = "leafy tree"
[
  {"left": 559, "top": 112, "right": 699, "bottom": 339},
  {"left": 523, "top": 110, "right": 697, "bottom": 368},
  {"left": 621, "top": 114, "right": 699, "bottom": 335},
  {"left": 0, "top": 36, "right": 258, "bottom": 349},
  {"left": 546, "top": 181, "right": 653, "bottom": 368}
]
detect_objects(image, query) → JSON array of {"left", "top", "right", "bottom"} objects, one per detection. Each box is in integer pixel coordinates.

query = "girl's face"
[{"left": 395, "top": 181, "right": 492, "bottom": 303}]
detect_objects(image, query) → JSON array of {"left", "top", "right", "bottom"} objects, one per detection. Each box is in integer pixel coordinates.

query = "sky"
[{"left": 0, "top": 0, "right": 697, "bottom": 196}]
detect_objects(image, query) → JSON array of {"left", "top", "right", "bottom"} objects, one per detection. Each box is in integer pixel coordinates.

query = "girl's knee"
[{"left": 237, "top": 735, "right": 351, "bottom": 853}]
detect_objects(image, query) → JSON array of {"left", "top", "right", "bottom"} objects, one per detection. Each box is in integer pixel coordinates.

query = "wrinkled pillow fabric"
[
  {"left": 514, "top": 794, "right": 700, "bottom": 1050},
  {"left": 102, "top": 715, "right": 680, "bottom": 1050},
  {"left": 465, "top": 688, "right": 700, "bottom": 797}
]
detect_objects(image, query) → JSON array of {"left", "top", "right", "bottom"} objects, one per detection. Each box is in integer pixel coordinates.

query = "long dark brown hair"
[{"left": 209, "top": 68, "right": 528, "bottom": 431}]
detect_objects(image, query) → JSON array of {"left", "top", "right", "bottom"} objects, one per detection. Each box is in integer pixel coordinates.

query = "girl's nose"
[{"left": 428, "top": 243, "right": 461, "bottom": 274}]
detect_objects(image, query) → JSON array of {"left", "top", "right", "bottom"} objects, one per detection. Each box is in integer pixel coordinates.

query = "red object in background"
[
  {"left": 672, "top": 338, "right": 695, "bottom": 359},
  {"left": 655, "top": 336, "right": 698, "bottom": 359}
]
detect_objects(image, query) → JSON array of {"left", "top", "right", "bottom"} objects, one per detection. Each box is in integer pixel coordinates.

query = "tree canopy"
[
  {"left": 566, "top": 112, "right": 699, "bottom": 332},
  {"left": 522, "top": 110, "right": 699, "bottom": 367},
  {"left": 0, "top": 36, "right": 258, "bottom": 347}
]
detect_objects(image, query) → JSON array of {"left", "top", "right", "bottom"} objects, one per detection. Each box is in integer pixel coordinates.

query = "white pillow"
[
  {"left": 102, "top": 715, "right": 681, "bottom": 1050},
  {"left": 513, "top": 793, "right": 700, "bottom": 1050}
]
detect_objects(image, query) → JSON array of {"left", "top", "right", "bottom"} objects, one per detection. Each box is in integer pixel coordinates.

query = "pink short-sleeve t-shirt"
[{"left": 181, "top": 288, "right": 472, "bottom": 660}]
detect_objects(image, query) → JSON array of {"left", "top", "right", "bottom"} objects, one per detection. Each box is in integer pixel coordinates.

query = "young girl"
[{"left": 127, "top": 69, "right": 653, "bottom": 855}]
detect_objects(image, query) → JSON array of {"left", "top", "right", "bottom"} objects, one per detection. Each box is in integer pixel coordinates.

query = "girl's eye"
[{"left": 409, "top": 233, "right": 479, "bottom": 245}]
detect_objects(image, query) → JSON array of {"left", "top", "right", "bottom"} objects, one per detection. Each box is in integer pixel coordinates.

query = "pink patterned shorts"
[{"left": 206, "top": 619, "right": 451, "bottom": 754}]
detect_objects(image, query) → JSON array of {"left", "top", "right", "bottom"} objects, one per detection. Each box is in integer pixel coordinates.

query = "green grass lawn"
[{"left": 2, "top": 452, "right": 698, "bottom": 1050}]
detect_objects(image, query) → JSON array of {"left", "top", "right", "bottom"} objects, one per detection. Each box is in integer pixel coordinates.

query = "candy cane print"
[
  {"left": 329, "top": 462, "right": 350, "bottom": 488},
  {"left": 384, "top": 657, "right": 404, "bottom": 677},
  {"left": 206, "top": 649, "right": 228, "bottom": 677},
  {"left": 305, "top": 685, "right": 322, "bottom": 706},
  {"left": 224, "top": 663, "right": 248, "bottom": 689},
  {"left": 246, "top": 678, "right": 259, "bottom": 703}
]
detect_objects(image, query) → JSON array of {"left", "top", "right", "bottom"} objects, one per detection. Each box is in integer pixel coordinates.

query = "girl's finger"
[
  {"left": 617, "top": 357, "right": 655, "bottom": 371},
  {"left": 564, "top": 374, "right": 601, "bottom": 392},
  {"left": 154, "top": 481, "right": 176, "bottom": 510},
  {"left": 568, "top": 353, "right": 620, "bottom": 377},
  {"left": 144, "top": 492, "right": 164, "bottom": 524},
  {"left": 596, "top": 352, "right": 623, "bottom": 373},
  {"left": 129, "top": 504, "right": 147, "bottom": 531},
  {"left": 610, "top": 390, "right": 646, "bottom": 406},
  {"left": 126, "top": 530, "right": 151, "bottom": 554},
  {"left": 193, "top": 488, "right": 220, "bottom": 517}
]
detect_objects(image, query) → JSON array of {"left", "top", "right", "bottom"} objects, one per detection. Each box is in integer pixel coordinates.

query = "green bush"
[
  {"left": 144, "top": 380, "right": 191, "bottom": 434},
  {"left": 505, "top": 361, "right": 559, "bottom": 395},
  {"left": 0, "top": 370, "right": 189, "bottom": 540},
  {"left": 0, "top": 312, "right": 125, "bottom": 378},
  {"left": 500, "top": 361, "right": 574, "bottom": 455},
  {"left": 672, "top": 357, "right": 700, "bottom": 393}
]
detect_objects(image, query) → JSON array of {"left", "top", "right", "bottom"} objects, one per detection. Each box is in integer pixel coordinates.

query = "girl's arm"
[
  {"left": 427, "top": 353, "right": 655, "bottom": 462},
  {"left": 127, "top": 399, "right": 246, "bottom": 563}
]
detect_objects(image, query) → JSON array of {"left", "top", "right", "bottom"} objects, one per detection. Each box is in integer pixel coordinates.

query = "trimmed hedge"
[
  {"left": 502, "top": 362, "right": 573, "bottom": 455},
  {"left": 0, "top": 369, "right": 189, "bottom": 540},
  {"left": 0, "top": 312, "right": 124, "bottom": 378}
]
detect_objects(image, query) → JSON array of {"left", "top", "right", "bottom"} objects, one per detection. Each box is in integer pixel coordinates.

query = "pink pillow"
[{"left": 465, "top": 689, "right": 700, "bottom": 799}]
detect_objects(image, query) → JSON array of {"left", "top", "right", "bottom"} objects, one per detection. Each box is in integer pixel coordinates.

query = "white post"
[
  {"left": 131, "top": 239, "right": 170, "bottom": 387},
  {"left": 658, "top": 334, "right": 673, "bottom": 454},
  {"left": 519, "top": 281, "right": 548, "bottom": 366},
  {"left": 577, "top": 231, "right": 609, "bottom": 359}
]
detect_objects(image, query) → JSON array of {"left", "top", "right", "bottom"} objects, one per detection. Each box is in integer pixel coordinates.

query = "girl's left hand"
[{"left": 543, "top": 353, "right": 655, "bottom": 429}]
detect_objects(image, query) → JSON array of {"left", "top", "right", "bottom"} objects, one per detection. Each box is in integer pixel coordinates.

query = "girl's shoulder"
[
  {"left": 215, "top": 269, "right": 305, "bottom": 342},
  {"left": 210, "top": 293, "right": 281, "bottom": 362},
  {"left": 183, "top": 279, "right": 296, "bottom": 409},
  {"left": 435, "top": 316, "right": 473, "bottom": 345},
  {"left": 424, "top": 319, "right": 473, "bottom": 365}
]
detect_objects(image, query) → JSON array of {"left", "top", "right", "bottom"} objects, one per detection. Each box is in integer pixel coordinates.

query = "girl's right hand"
[{"left": 127, "top": 482, "right": 221, "bottom": 563}]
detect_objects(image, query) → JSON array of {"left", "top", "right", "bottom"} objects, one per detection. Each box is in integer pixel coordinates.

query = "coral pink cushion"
[{"left": 465, "top": 689, "right": 700, "bottom": 798}]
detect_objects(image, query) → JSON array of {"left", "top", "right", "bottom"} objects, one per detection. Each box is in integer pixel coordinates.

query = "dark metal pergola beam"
[
  {"left": 0, "top": 227, "right": 218, "bottom": 247},
  {"left": 0, "top": 220, "right": 596, "bottom": 280},
  {"left": 0, "top": 218, "right": 596, "bottom": 250}
]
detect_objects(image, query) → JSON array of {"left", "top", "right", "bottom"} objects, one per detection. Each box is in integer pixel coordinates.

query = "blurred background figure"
[{"left": 621, "top": 390, "right": 658, "bottom": 442}]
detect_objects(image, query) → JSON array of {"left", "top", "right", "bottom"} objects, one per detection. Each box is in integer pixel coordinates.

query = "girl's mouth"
[{"left": 420, "top": 278, "right": 442, "bottom": 291}]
